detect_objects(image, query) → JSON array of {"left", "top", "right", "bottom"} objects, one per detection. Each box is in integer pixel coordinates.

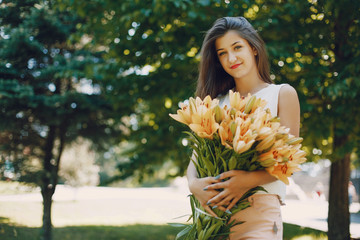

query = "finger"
[
  {"left": 204, "top": 181, "right": 228, "bottom": 191},
  {"left": 204, "top": 176, "right": 221, "bottom": 185},
  {"left": 214, "top": 170, "right": 237, "bottom": 181},
  {"left": 217, "top": 205, "right": 227, "bottom": 212},
  {"left": 226, "top": 197, "right": 240, "bottom": 212},
  {"left": 207, "top": 191, "right": 227, "bottom": 205},
  {"left": 216, "top": 195, "right": 234, "bottom": 209},
  {"left": 203, "top": 205, "right": 219, "bottom": 218},
  {"left": 216, "top": 203, "right": 233, "bottom": 214}
]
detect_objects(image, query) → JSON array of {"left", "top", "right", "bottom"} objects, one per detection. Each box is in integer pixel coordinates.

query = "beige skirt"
[{"left": 229, "top": 194, "right": 283, "bottom": 240}]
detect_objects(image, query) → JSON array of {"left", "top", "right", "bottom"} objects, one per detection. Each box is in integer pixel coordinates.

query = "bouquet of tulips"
[{"left": 169, "top": 90, "right": 307, "bottom": 240}]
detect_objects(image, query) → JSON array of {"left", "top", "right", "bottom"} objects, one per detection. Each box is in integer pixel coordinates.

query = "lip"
[{"left": 230, "top": 64, "right": 241, "bottom": 69}]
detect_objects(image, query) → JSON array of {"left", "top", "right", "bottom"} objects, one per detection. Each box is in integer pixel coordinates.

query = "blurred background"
[{"left": 0, "top": 0, "right": 359, "bottom": 239}]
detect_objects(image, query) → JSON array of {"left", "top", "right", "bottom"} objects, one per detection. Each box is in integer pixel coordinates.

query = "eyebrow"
[{"left": 216, "top": 41, "right": 242, "bottom": 52}]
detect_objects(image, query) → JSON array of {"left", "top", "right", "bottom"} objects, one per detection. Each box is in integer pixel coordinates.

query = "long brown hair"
[{"left": 195, "top": 17, "right": 272, "bottom": 99}]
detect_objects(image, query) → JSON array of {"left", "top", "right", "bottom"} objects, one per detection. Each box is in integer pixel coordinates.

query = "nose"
[{"left": 228, "top": 51, "right": 236, "bottom": 63}]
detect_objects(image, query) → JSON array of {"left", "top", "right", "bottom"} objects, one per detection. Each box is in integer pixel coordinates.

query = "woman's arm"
[
  {"left": 186, "top": 155, "right": 198, "bottom": 188},
  {"left": 278, "top": 84, "right": 300, "bottom": 137},
  {"left": 203, "top": 84, "right": 301, "bottom": 212},
  {"left": 187, "top": 153, "right": 222, "bottom": 217}
]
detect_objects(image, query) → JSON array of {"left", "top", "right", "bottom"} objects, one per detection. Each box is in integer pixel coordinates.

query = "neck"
[{"left": 234, "top": 75, "right": 268, "bottom": 96}]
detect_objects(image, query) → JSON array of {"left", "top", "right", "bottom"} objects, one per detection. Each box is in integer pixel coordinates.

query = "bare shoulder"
[
  {"left": 279, "top": 84, "right": 298, "bottom": 98},
  {"left": 277, "top": 84, "right": 300, "bottom": 136},
  {"left": 278, "top": 84, "right": 299, "bottom": 105}
]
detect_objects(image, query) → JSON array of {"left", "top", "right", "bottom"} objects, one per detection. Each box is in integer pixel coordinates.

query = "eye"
[
  {"left": 234, "top": 45, "right": 242, "bottom": 50},
  {"left": 218, "top": 51, "right": 226, "bottom": 57}
]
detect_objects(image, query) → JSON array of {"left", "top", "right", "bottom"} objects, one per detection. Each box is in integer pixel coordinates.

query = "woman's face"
[{"left": 215, "top": 30, "right": 258, "bottom": 81}]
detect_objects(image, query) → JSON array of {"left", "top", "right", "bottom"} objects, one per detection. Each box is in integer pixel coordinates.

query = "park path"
[{"left": 0, "top": 179, "right": 359, "bottom": 238}]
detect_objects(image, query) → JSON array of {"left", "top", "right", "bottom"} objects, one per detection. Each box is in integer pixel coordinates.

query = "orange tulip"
[
  {"left": 189, "top": 108, "right": 219, "bottom": 139},
  {"left": 219, "top": 120, "right": 234, "bottom": 149},
  {"left": 288, "top": 149, "right": 307, "bottom": 165},
  {"left": 250, "top": 109, "right": 268, "bottom": 130},
  {"left": 233, "top": 127, "right": 257, "bottom": 154},
  {"left": 234, "top": 116, "right": 252, "bottom": 136},
  {"left": 229, "top": 90, "right": 246, "bottom": 111},
  {"left": 266, "top": 161, "right": 301, "bottom": 185},
  {"left": 169, "top": 90, "right": 307, "bottom": 187},
  {"left": 203, "top": 95, "right": 219, "bottom": 109},
  {"left": 169, "top": 102, "right": 192, "bottom": 125},
  {"left": 265, "top": 145, "right": 307, "bottom": 185}
]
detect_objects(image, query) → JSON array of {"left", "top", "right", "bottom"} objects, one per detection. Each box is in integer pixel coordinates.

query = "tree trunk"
[
  {"left": 41, "top": 125, "right": 56, "bottom": 240},
  {"left": 41, "top": 186, "right": 54, "bottom": 240},
  {"left": 328, "top": 3, "right": 353, "bottom": 240},
  {"left": 328, "top": 151, "right": 351, "bottom": 240},
  {"left": 40, "top": 122, "right": 67, "bottom": 240}
]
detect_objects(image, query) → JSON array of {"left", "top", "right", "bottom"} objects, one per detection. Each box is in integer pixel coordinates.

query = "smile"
[{"left": 230, "top": 64, "right": 241, "bottom": 69}]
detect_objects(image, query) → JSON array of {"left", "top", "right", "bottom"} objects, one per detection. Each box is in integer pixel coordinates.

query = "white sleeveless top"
[{"left": 217, "top": 84, "right": 287, "bottom": 201}]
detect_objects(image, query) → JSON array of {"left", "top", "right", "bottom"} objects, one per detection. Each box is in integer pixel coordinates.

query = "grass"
[
  {"left": 283, "top": 223, "right": 327, "bottom": 240},
  {"left": 0, "top": 220, "right": 327, "bottom": 240},
  {"left": 0, "top": 220, "right": 179, "bottom": 240},
  {"left": 0, "top": 181, "right": 328, "bottom": 239}
]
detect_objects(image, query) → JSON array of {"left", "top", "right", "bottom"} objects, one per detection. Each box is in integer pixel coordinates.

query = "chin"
[{"left": 229, "top": 72, "right": 246, "bottom": 79}]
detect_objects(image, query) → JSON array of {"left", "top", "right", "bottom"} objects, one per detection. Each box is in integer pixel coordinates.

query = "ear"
[{"left": 253, "top": 48, "right": 258, "bottom": 56}]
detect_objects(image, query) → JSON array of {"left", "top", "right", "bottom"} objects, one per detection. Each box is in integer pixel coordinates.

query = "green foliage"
[
  {"left": 61, "top": 0, "right": 254, "bottom": 181},
  {"left": 254, "top": 0, "right": 360, "bottom": 161},
  {"left": 0, "top": 1, "right": 125, "bottom": 238},
  {"left": 0, "top": 0, "right": 120, "bottom": 184},
  {"left": 60, "top": 3, "right": 359, "bottom": 238},
  {"left": 62, "top": 0, "right": 360, "bottom": 182}
]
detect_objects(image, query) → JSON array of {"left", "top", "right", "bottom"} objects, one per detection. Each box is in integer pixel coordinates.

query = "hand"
[
  {"left": 203, "top": 170, "right": 258, "bottom": 213},
  {"left": 188, "top": 177, "right": 221, "bottom": 218}
]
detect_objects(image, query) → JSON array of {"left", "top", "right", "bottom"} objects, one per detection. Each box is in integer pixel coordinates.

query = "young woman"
[{"left": 186, "top": 17, "right": 300, "bottom": 239}]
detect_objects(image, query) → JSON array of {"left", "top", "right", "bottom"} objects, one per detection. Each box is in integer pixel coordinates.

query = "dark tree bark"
[
  {"left": 41, "top": 186, "right": 54, "bottom": 240},
  {"left": 41, "top": 126, "right": 56, "bottom": 240},
  {"left": 328, "top": 135, "right": 351, "bottom": 240},
  {"left": 40, "top": 124, "right": 66, "bottom": 240},
  {"left": 327, "top": 3, "right": 354, "bottom": 238}
]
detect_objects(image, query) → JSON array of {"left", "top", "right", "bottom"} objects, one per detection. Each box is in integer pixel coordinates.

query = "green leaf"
[
  {"left": 175, "top": 225, "right": 193, "bottom": 240},
  {"left": 168, "top": 223, "right": 188, "bottom": 228}
]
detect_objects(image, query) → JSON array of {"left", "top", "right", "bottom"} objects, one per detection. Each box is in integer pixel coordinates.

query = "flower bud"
[
  {"left": 244, "top": 95, "right": 256, "bottom": 114},
  {"left": 260, "top": 158, "right": 276, "bottom": 167},
  {"left": 275, "top": 132, "right": 287, "bottom": 140},
  {"left": 270, "top": 116, "right": 280, "bottom": 122},
  {"left": 213, "top": 105, "right": 224, "bottom": 124},
  {"left": 286, "top": 137, "right": 303, "bottom": 145},
  {"left": 230, "top": 108, "right": 237, "bottom": 119},
  {"left": 230, "top": 121, "right": 237, "bottom": 136}
]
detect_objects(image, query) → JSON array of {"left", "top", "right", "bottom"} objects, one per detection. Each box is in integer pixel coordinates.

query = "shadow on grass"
[
  {"left": 0, "top": 221, "right": 327, "bottom": 240},
  {"left": 283, "top": 223, "right": 327, "bottom": 240},
  {"left": 0, "top": 224, "right": 179, "bottom": 240}
]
